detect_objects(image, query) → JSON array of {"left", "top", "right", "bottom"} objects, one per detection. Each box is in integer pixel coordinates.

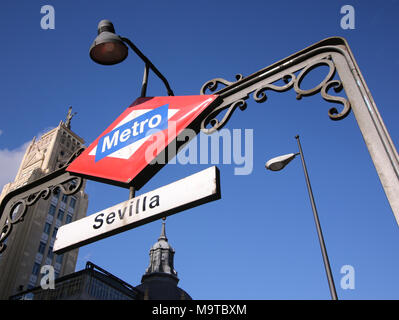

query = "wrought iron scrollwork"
[
  {"left": 200, "top": 56, "right": 351, "bottom": 134},
  {"left": 0, "top": 175, "right": 83, "bottom": 253},
  {"left": 253, "top": 74, "right": 296, "bottom": 103},
  {"left": 201, "top": 99, "right": 247, "bottom": 135},
  {"left": 200, "top": 74, "right": 244, "bottom": 95},
  {"left": 321, "top": 80, "right": 351, "bottom": 121},
  {"left": 0, "top": 147, "right": 85, "bottom": 253}
]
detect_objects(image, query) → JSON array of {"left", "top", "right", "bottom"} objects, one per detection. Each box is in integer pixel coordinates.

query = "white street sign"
[{"left": 54, "top": 166, "right": 220, "bottom": 254}]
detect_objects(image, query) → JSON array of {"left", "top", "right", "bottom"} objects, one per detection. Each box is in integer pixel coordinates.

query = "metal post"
[
  {"left": 295, "top": 135, "right": 338, "bottom": 300},
  {"left": 129, "top": 186, "right": 135, "bottom": 199},
  {"left": 141, "top": 63, "right": 149, "bottom": 98}
]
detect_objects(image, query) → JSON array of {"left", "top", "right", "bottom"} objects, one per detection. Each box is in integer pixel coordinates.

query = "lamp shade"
[
  {"left": 265, "top": 153, "right": 297, "bottom": 171},
  {"left": 89, "top": 20, "right": 128, "bottom": 65}
]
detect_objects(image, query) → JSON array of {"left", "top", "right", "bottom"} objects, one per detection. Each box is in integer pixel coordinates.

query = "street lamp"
[
  {"left": 89, "top": 19, "right": 174, "bottom": 97},
  {"left": 265, "top": 153, "right": 298, "bottom": 172},
  {"left": 265, "top": 135, "right": 338, "bottom": 300}
]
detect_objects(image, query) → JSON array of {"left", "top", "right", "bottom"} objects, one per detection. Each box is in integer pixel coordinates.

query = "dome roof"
[
  {"left": 150, "top": 221, "right": 175, "bottom": 250},
  {"left": 151, "top": 240, "right": 173, "bottom": 250},
  {"left": 138, "top": 220, "right": 191, "bottom": 300},
  {"left": 151, "top": 238, "right": 174, "bottom": 251}
]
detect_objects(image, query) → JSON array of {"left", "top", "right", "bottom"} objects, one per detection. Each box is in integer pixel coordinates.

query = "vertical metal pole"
[
  {"left": 130, "top": 61, "right": 143, "bottom": 198},
  {"left": 295, "top": 135, "right": 338, "bottom": 300},
  {"left": 129, "top": 186, "right": 135, "bottom": 199},
  {"left": 140, "top": 63, "right": 150, "bottom": 98}
]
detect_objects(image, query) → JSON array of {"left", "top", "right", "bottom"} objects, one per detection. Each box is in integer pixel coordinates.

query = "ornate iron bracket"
[
  {"left": 201, "top": 54, "right": 351, "bottom": 134},
  {"left": 200, "top": 36, "right": 399, "bottom": 225},
  {"left": 0, "top": 147, "right": 85, "bottom": 253}
]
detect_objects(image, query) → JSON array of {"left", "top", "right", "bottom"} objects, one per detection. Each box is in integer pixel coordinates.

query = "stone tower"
[{"left": 0, "top": 110, "right": 89, "bottom": 299}]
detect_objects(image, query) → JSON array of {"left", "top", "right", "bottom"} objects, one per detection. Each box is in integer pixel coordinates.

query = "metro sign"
[
  {"left": 67, "top": 95, "right": 218, "bottom": 189},
  {"left": 54, "top": 166, "right": 220, "bottom": 254},
  {"left": 94, "top": 103, "right": 170, "bottom": 163}
]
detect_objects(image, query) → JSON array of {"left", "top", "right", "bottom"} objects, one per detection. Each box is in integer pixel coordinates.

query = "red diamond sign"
[{"left": 67, "top": 95, "right": 219, "bottom": 189}]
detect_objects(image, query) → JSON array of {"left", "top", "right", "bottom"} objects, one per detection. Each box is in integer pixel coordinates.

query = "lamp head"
[
  {"left": 265, "top": 153, "right": 297, "bottom": 171},
  {"left": 89, "top": 20, "right": 128, "bottom": 65}
]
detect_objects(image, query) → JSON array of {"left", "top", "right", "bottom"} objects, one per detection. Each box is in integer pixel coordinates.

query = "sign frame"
[{"left": 54, "top": 166, "right": 221, "bottom": 254}]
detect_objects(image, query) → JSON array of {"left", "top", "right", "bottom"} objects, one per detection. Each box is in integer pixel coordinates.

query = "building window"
[
  {"left": 57, "top": 209, "right": 64, "bottom": 221},
  {"left": 48, "top": 204, "right": 56, "bottom": 216},
  {"left": 69, "top": 197, "right": 76, "bottom": 209},
  {"left": 38, "top": 241, "right": 46, "bottom": 254},
  {"left": 47, "top": 247, "right": 53, "bottom": 260},
  {"left": 43, "top": 223, "right": 51, "bottom": 235},
  {"left": 32, "top": 263, "right": 40, "bottom": 276},
  {"left": 56, "top": 254, "right": 63, "bottom": 264},
  {"left": 61, "top": 194, "right": 68, "bottom": 203},
  {"left": 65, "top": 215, "right": 72, "bottom": 224},
  {"left": 52, "top": 227, "right": 58, "bottom": 239}
]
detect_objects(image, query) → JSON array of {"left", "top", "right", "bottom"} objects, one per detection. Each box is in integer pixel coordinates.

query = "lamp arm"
[{"left": 120, "top": 37, "right": 174, "bottom": 96}]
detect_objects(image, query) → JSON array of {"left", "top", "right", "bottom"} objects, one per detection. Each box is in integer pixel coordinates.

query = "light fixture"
[
  {"left": 89, "top": 19, "right": 174, "bottom": 97},
  {"left": 265, "top": 153, "right": 298, "bottom": 171},
  {"left": 89, "top": 20, "right": 128, "bottom": 65}
]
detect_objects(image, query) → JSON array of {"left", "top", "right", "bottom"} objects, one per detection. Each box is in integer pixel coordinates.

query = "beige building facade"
[{"left": 0, "top": 119, "right": 88, "bottom": 299}]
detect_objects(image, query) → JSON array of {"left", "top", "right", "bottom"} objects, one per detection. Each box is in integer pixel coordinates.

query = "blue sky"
[{"left": 1, "top": 1, "right": 399, "bottom": 299}]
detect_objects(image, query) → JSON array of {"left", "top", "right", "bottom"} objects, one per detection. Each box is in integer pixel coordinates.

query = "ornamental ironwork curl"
[
  {"left": 321, "top": 80, "right": 351, "bottom": 121},
  {"left": 201, "top": 99, "right": 247, "bottom": 135},
  {"left": 0, "top": 175, "right": 83, "bottom": 253},
  {"left": 200, "top": 56, "right": 351, "bottom": 134},
  {"left": 200, "top": 74, "right": 244, "bottom": 95},
  {"left": 0, "top": 147, "right": 85, "bottom": 253},
  {"left": 253, "top": 73, "right": 296, "bottom": 103}
]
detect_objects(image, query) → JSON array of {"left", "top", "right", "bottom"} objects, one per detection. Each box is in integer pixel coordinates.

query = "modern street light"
[
  {"left": 89, "top": 19, "right": 174, "bottom": 98},
  {"left": 265, "top": 135, "right": 338, "bottom": 300},
  {"left": 265, "top": 153, "right": 298, "bottom": 172}
]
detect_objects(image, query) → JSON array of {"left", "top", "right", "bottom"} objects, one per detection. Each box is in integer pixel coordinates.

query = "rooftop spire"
[
  {"left": 137, "top": 219, "right": 192, "bottom": 300},
  {"left": 158, "top": 220, "right": 167, "bottom": 242},
  {"left": 65, "top": 106, "right": 77, "bottom": 129},
  {"left": 143, "top": 219, "right": 177, "bottom": 279}
]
